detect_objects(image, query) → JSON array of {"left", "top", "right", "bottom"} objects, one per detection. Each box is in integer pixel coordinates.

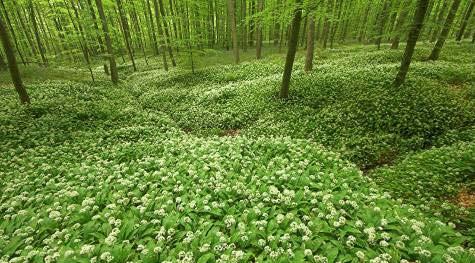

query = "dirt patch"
[
  {"left": 456, "top": 189, "right": 475, "bottom": 208},
  {"left": 221, "top": 129, "right": 240, "bottom": 137}
]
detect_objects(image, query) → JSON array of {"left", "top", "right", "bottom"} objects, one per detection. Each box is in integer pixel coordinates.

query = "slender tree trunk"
[
  {"left": 157, "top": 0, "right": 176, "bottom": 66},
  {"left": 228, "top": 0, "right": 239, "bottom": 64},
  {"left": 456, "top": 0, "right": 475, "bottom": 41},
  {"left": 256, "top": 0, "right": 263, "bottom": 59},
  {"left": 117, "top": 0, "right": 137, "bottom": 71},
  {"left": 274, "top": 0, "right": 281, "bottom": 45},
  {"left": 29, "top": 0, "right": 47, "bottom": 66},
  {"left": 152, "top": 0, "right": 168, "bottom": 70},
  {"left": 304, "top": 14, "right": 315, "bottom": 73},
  {"left": 0, "top": 13, "right": 30, "bottom": 104},
  {"left": 430, "top": 0, "right": 448, "bottom": 42},
  {"left": 0, "top": 0, "right": 25, "bottom": 66},
  {"left": 280, "top": 0, "right": 302, "bottom": 99},
  {"left": 394, "top": 0, "right": 430, "bottom": 87},
  {"left": 375, "top": 0, "right": 390, "bottom": 49},
  {"left": 429, "top": 0, "right": 462, "bottom": 60},
  {"left": 95, "top": 0, "right": 119, "bottom": 84},
  {"left": 391, "top": 0, "right": 411, "bottom": 49}
]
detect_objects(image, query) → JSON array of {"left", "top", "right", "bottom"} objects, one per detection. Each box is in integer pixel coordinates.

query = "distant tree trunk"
[
  {"left": 304, "top": 14, "right": 315, "bottom": 72},
  {"left": 146, "top": 0, "right": 160, "bottom": 55},
  {"left": 152, "top": 0, "right": 168, "bottom": 70},
  {"left": 428, "top": 0, "right": 462, "bottom": 60},
  {"left": 375, "top": 0, "right": 390, "bottom": 49},
  {"left": 280, "top": 0, "right": 302, "bottom": 99},
  {"left": 0, "top": 14, "right": 30, "bottom": 104},
  {"left": 256, "top": 0, "right": 263, "bottom": 59},
  {"left": 95, "top": 0, "right": 119, "bottom": 84},
  {"left": 158, "top": 0, "right": 176, "bottom": 66},
  {"left": 391, "top": 0, "right": 411, "bottom": 49},
  {"left": 456, "top": 0, "right": 475, "bottom": 42},
  {"left": 274, "top": 0, "right": 281, "bottom": 45},
  {"left": 394, "top": 0, "right": 430, "bottom": 87},
  {"left": 241, "top": 0, "right": 248, "bottom": 52},
  {"left": 228, "top": 0, "right": 239, "bottom": 64},
  {"left": 322, "top": 0, "right": 334, "bottom": 49},
  {"left": 29, "top": 0, "right": 47, "bottom": 66},
  {"left": 430, "top": 0, "right": 448, "bottom": 42},
  {"left": 117, "top": 0, "right": 137, "bottom": 71},
  {"left": 0, "top": 0, "right": 25, "bottom": 66},
  {"left": 86, "top": 0, "right": 109, "bottom": 74}
]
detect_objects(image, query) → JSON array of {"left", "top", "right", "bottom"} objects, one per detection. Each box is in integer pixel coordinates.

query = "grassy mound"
[
  {"left": 129, "top": 43, "right": 475, "bottom": 169},
  {"left": 371, "top": 141, "right": 475, "bottom": 242}
]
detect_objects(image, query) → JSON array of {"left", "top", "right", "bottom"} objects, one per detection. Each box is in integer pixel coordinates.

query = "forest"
[{"left": 0, "top": 0, "right": 475, "bottom": 262}]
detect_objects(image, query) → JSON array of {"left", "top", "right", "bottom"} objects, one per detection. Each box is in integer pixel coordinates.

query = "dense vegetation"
[{"left": 1, "top": 0, "right": 475, "bottom": 262}]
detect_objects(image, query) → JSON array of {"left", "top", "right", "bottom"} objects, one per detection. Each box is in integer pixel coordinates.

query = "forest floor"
[{"left": 1, "top": 42, "right": 475, "bottom": 262}]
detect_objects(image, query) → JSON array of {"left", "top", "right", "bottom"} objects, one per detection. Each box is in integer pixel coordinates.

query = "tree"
[
  {"left": 117, "top": 0, "right": 137, "bottom": 72},
  {"left": 394, "top": 0, "right": 430, "bottom": 87},
  {"left": 375, "top": 0, "right": 390, "bottom": 50},
  {"left": 228, "top": 0, "right": 239, "bottom": 64},
  {"left": 29, "top": 0, "right": 47, "bottom": 66},
  {"left": 280, "top": 0, "right": 302, "bottom": 99},
  {"left": 256, "top": 0, "right": 264, "bottom": 59},
  {"left": 0, "top": 12, "right": 30, "bottom": 104},
  {"left": 391, "top": 0, "right": 411, "bottom": 49},
  {"left": 428, "top": 0, "right": 462, "bottom": 60},
  {"left": 95, "top": 0, "right": 119, "bottom": 84},
  {"left": 304, "top": 14, "right": 315, "bottom": 72},
  {"left": 456, "top": 0, "right": 475, "bottom": 42}
]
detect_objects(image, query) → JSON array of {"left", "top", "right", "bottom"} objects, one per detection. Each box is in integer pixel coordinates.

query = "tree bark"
[
  {"left": 117, "top": 0, "right": 137, "bottom": 71},
  {"left": 157, "top": 0, "right": 176, "bottom": 66},
  {"left": 304, "top": 14, "right": 315, "bottom": 73},
  {"left": 256, "top": 0, "right": 263, "bottom": 59},
  {"left": 29, "top": 0, "right": 47, "bottom": 66},
  {"left": 428, "top": 0, "right": 462, "bottom": 60},
  {"left": 152, "top": 0, "right": 168, "bottom": 70},
  {"left": 95, "top": 0, "right": 119, "bottom": 84},
  {"left": 391, "top": 0, "right": 411, "bottom": 49},
  {"left": 375, "top": 0, "right": 390, "bottom": 49},
  {"left": 0, "top": 13, "right": 30, "bottom": 104},
  {"left": 280, "top": 0, "right": 302, "bottom": 99},
  {"left": 228, "top": 0, "right": 239, "bottom": 64},
  {"left": 394, "top": 0, "right": 430, "bottom": 87},
  {"left": 456, "top": 0, "right": 475, "bottom": 42}
]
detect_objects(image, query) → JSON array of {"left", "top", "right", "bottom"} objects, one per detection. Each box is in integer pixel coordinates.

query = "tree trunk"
[
  {"left": 280, "top": 0, "right": 302, "bottom": 99},
  {"left": 304, "top": 14, "right": 315, "bottom": 73},
  {"left": 117, "top": 0, "right": 137, "bottom": 71},
  {"left": 456, "top": 0, "right": 475, "bottom": 42},
  {"left": 152, "top": 0, "right": 168, "bottom": 70},
  {"left": 29, "top": 0, "right": 47, "bottom": 66},
  {"left": 394, "top": 0, "right": 430, "bottom": 87},
  {"left": 256, "top": 0, "right": 263, "bottom": 59},
  {"left": 95, "top": 0, "right": 119, "bottom": 84},
  {"left": 375, "top": 0, "right": 390, "bottom": 49},
  {"left": 391, "top": 0, "right": 411, "bottom": 49},
  {"left": 0, "top": 13, "right": 30, "bottom": 104},
  {"left": 428, "top": 0, "right": 462, "bottom": 60},
  {"left": 157, "top": 0, "right": 176, "bottom": 66},
  {"left": 228, "top": 0, "right": 239, "bottom": 64},
  {"left": 430, "top": 0, "right": 448, "bottom": 42}
]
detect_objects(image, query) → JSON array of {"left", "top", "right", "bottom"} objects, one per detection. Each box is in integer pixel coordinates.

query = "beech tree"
[
  {"left": 95, "top": 0, "right": 119, "bottom": 84},
  {"left": 428, "top": 0, "right": 462, "bottom": 60},
  {"left": 0, "top": 12, "right": 30, "bottom": 104},
  {"left": 280, "top": 0, "right": 302, "bottom": 99},
  {"left": 394, "top": 0, "right": 430, "bottom": 87}
]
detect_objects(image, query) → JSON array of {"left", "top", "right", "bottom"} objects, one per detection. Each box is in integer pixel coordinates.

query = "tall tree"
[
  {"left": 456, "top": 0, "right": 475, "bottom": 41},
  {"left": 391, "top": 0, "right": 411, "bottom": 49},
  {"left": 256, "top": 0, "right": 264, "bottom": 59},
  {"left": 29, "top": 0, "right": 47, "bottom": 66},
  {"left": 375, "top": 0, "right": 390, "bottom": 49},
  {"left": 117, "top": 0, "right": 137, "bottom": 71},
  {"left": 157, "top": 0, "right": 176, "bottom": 66},
  {"left": 428, "top": 0, "right": 462, "bottom": 60},
  {"left": 280, "top": 0, "right": 302, "bottom": 99},
  {"left": 394, "top": 0, "right": 430, "bottom": 87},
  {"left": 304, "top": 14, "right": 316, "bottom": 72},
  {"left": 152, "top": 0, "right": 168, "bottom": 70},
  {"left": 95, "top": 0, "right": 119, "bottom": 84},
  {"left": 228, "top": 0, "right": 239, "bottom": 64},
  {"left": 0, "top": 13, "right": 30, "bottom": 104}
]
